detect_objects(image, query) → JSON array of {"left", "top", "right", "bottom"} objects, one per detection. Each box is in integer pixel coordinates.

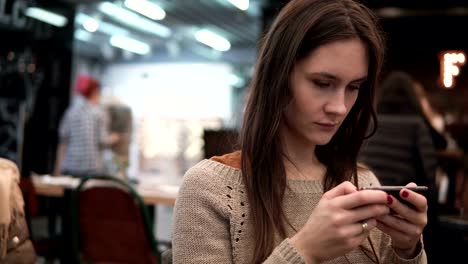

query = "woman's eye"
[
  {"left": 313, "top": 80, "right": 331, "bottom": 88},
  {"left": 348, "top": 85, "right": 361, "bottom": 91}
]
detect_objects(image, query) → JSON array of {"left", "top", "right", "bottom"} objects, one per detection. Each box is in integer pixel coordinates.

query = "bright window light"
[
  {"left": 99, "top": 2, "right": 171, "bottom": 38},
  {"left": 124, "top": 0, "right": 166, "bottom": 20},
  {"left": 194, "top": 29, "right": 231, "bottom": 52},
  {"left": 25, "top": 7, "right": 68, "bottom": 27},
  {"left": 227, "top": 0, "right": 249, "bottom": 11},
  {"left": 110, "top": 35, "right": 151, "bottom": 55}
]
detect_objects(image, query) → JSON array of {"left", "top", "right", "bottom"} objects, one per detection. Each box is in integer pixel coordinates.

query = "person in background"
[
  {"left": 0, "top": 158, "right": 36, "bottom": 263},
  {"left": 49, "top": 75, "right": 120, "bottom": 239},
  {"left": 413, "top": 81, "right": 448, "bottom": 151},
  {"left": 359, "top": 71, "right": 438, "bottom": 188},
  {"left": 53, "top": 74, "right": 120, "bottom": 177},
  {"left": 359, "top": 71, "right": 439, "bottom": 262},
  {"left": 413, "top": 81, "right": 459, "bottom": 205},
  {"left": 101, "top": 96, "right": 133, "bottom": 179},
  {"left": 172, "top": 1, "right": 428, "bottom": 263}
]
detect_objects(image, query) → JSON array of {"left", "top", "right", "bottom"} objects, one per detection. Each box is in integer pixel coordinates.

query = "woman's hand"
[
  {"left": 290, "top": 181, "right": 390, "bottom": 263},
  {"left": 376, "top": 182, "right": 428, "bottom": 259}
]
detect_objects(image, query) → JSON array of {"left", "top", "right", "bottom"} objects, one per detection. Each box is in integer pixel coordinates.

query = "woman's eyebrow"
[
  {"left": 308, "top": 72, "right": 367, "bottom": 83},
  {"left": 307, "top": 72, "right": 339, "bottom": 80},
  {"left": 350, "top": 77, "right": 367, "bottom": 83}
]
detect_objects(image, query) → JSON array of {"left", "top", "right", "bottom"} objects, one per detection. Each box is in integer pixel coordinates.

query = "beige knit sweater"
[{"left": 172, "top": 153, "right": 427, "bottom": 264}]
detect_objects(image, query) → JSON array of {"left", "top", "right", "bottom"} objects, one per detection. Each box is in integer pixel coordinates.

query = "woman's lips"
[{"left": 315, "top": 122, "right": 337, "bottom": 130}]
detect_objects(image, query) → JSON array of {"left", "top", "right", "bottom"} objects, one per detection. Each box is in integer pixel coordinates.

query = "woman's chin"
[{"left": 308, "top": 136, "right": 333, "bottom": 146}]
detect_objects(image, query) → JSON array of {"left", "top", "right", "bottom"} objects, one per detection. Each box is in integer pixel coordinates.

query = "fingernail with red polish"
[
  {"left": 387, "top": 195, "right": 393, "bottom": 205},
  {"left": 402, "top": 190, "right": 409, "bottom": 198}
]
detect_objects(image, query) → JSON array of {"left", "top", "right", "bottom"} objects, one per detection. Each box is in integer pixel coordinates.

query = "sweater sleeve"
[
  {"left": 379, "top": 235, "right": 427, "bottom": 264},
  {"left": 263, "top": 239, "right": 305, "bottom": 264},
  {"left": 172, "top": 166, "right": 233, "bottom": 264}
]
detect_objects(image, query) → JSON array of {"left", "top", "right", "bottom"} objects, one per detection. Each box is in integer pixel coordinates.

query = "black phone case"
[{"left": 360, "top": 186, "right": 428, "bottom": 209}]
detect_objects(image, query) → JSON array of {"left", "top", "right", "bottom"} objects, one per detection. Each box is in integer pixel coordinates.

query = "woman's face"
[{"left": 282, "top": 37, "right": 369, "bottom": 147}]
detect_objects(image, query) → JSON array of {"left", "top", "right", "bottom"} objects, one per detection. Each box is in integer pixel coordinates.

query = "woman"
[
  {"left": 0, "top": 158, "right": 36, "bottom": 263},
  {"left": 173, "top": 0, "right": 428, "bottom": 263}
]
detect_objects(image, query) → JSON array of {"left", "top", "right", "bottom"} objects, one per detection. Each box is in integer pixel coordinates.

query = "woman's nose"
[{"left": 324, "top": 90, "right": 347, "bottom": 115}]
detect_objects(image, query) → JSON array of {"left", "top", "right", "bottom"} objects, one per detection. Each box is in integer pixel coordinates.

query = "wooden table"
[{"left": 32, "top": 175, "right": 179, "bottom": 206}]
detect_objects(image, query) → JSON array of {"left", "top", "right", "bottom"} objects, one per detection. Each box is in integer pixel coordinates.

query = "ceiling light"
[
  {"left": 76, "top": 13, "right": 129, "bottom": 36},
  {"left": 227, "top": 74, "right": 245, "bottom": 87},
  {"left": 75, "top": 29, "right": 92, "bottom": 42},
  {"left": 99, "top": 22, "right": 130, "bottom": 36},
  {"left": 375, "top": 7, "right": 405, "bottom": 18},
  {"left": 110, "top": 35, "right": 151, "bottom": 55},
  {"left": 227, "top": 0, "right": 249, "bottom": 11},
  {"left": 194, "top": 29, "right": 231, "bottom": 52},
  {"left": 99, "top": 2, "right": 171, "bottom": 38},
  {"left": 25, "top": 7, "right": 68, "bottom": 27},
  {"left": 124, "top": 0, "right": 166, "bottom": 20},
  {"left": 83, "top": 17, "right": 99, "bottom": 32}
]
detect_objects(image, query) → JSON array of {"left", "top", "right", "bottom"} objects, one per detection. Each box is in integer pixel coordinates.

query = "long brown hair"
[{"left": 240, "top": 0, "right": 385, "bottom": 262}]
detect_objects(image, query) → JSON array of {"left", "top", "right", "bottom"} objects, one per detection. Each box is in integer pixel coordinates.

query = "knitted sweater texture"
[{"left": 172, "top": 153, "right": 427, "bottom": 264}]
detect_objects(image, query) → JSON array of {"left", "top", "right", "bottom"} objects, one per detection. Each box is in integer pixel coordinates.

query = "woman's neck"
[
  {"left": 280, "top": 128, "right": 326, "bottom": 180},
  {"left": 282, "top": 153, "right": 325, "bottom": 181}
]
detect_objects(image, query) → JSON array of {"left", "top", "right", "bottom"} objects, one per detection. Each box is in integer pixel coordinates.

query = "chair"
[
  {"left": 203, "top": 129, "right": 239, "bottom": 159},
  {"left": 71, "top": 175, "right": 165, "bottom": 264},
  {"left": 19, "top": 177, "right": 63, "bottom": 262}
]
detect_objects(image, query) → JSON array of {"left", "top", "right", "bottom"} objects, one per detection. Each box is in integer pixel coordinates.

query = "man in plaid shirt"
[{"left": 53, "top": 75, "right": 120, "bottom": 177}]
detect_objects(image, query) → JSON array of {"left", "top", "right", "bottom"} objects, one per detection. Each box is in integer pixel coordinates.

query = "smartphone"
[{"left": 359, "top": 186, "right": 428, "bottom": 209}]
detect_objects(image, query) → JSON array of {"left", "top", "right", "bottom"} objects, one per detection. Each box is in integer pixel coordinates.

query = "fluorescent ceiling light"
[
  {"left": 99, "top": 22, "right": 130, "bottom": 36},
  {"left": 227, "top": 74, "right": 244, "bottom": 86},
  {"left": 110, "top": 35, "right": 151, "bottom": 55},
  {"left": 99, "top": 2, "right": 171, "bottom": 38},
  {"left": 25, "top": 7, "right": 68, "bottom": 27},
  {"left": 75, "top": 29, "right": 92, "bottom": 42},
  {"left": 227, "top": 0, "right": 249, "bottom": 11},
  {"left": 83, "top": 17, "right": 99, "bottom": 32},
  {"left": 195, "top": 29, "right": 231, "bottom": 52},
  {"left": 76, "top": 13, "right": 129, "bottom": 36},
  {"left": 124, "top": 0, "right": 166, "bottom": 20}
]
